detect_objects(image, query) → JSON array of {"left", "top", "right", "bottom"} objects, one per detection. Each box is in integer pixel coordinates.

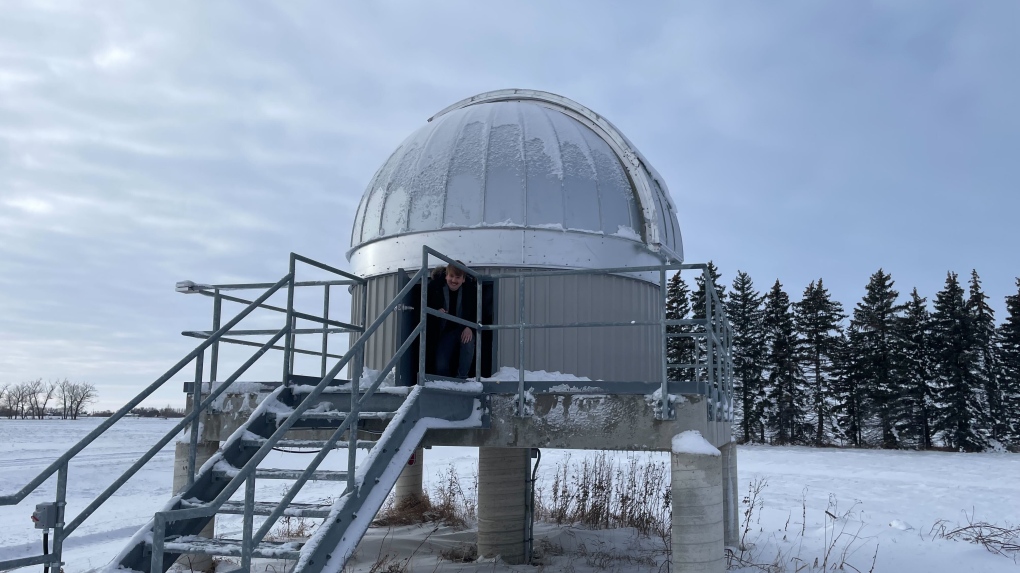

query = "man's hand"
[{"left": 461, "top": 327, "right": 473, "bottom": 344}]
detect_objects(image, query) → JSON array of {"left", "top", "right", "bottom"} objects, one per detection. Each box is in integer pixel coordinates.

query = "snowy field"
[{"left": 1, "top": 418, "right": 1018, "bottom": 572}]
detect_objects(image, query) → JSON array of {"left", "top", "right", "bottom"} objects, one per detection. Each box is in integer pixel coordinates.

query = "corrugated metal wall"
[{"left": 351, "top": 268, "right": 662, "bottom": 382}]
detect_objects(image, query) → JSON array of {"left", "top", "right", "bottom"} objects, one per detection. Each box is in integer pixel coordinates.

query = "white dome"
[{"left": 347, "top": 90, "right": 682, "bottom": 278}]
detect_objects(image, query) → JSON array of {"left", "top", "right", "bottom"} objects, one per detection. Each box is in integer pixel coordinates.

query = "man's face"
[{"left": 446, "top": 272, "right": 465, "bottom": 291}]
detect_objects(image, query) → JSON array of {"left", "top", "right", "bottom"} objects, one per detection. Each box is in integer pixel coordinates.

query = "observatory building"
[
  {"left": 2, "top": 90, "right": 736, "bottom": 573},
  {"left": 348, "top": 90, "right": 683, "bottom": 383}
]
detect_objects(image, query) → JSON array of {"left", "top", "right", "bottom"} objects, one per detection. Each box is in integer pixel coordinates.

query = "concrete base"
[
  {"left": 671, "top": 450, "right": 724, "bottom": 573},
  {"left": 477, "top": 447, "right": 531, "bottom": 564},
  {"left": 393, "top": 446, "right": 425, "bottom": 504},
  {"left": 173, "top": 441, "right": 218, "bottom": 572},
  {"left": 721, "top": 443, "right": 739, "bottom": 548}
]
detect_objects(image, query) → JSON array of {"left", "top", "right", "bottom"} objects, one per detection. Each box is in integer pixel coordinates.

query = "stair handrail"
[
  {"left": 0, "top": 273, "right": 292, "bottom": 507},
  {"left": 147, "top": 264, "right": 435, "bottom": 551}
]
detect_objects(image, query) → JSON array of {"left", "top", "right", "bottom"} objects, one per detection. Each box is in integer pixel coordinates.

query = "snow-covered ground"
[{"left": 1, "top": 418, "right": 1018, "bottom": 572}]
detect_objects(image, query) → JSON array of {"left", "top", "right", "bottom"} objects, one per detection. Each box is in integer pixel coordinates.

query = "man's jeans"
[{"left": 435, "top": 328, "right": 475, "bottom": 378}]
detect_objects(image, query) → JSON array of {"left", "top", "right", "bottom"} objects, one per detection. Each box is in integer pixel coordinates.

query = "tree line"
[
  {"left": 0, "top": 379, "right": 97, "bottom": 419},
  {"left": 667, "top": 266, "right": 1020, "bottom": 452}
]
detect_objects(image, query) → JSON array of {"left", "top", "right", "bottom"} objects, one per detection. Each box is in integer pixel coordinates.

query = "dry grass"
[
  {"left": 535, "top": 451, "right": 671, "bottom": 538},
  {"left": 373, "top": 466, "right": 476, "bottom": 527},
  {"left": 930, "top": 512, "right": 1020, "bottom": 560}
]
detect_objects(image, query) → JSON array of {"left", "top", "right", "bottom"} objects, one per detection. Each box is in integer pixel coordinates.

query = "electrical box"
[{"left": 31, "top": 503, "right": 58, "bottom": 529}]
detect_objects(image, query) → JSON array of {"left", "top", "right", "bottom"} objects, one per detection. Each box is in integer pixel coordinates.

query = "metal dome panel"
[{"left": 348, "top": 90, "right": 683, "bottom": 278}]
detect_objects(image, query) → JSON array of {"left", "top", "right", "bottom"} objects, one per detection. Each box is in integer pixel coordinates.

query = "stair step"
[
  {"left": 240, "top": 438, "right": 377, "bottom": 450},
  {"left": 161, "top": 536, "right": 302, "bottom": 559},
  {"left": 217, "top": 500, "right": 334, "bottom": 518},
  {"left": 254, "top": 468, "right": 349, "bottom": 481},
  {"left": 211, "top": 467, "right": 349, "bottom": 481},
  {"left": 297, "top": 411, "right": 396, "bottom": 421}
]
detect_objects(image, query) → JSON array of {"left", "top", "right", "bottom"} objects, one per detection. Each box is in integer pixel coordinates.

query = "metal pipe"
[
  {"left": 150, "top": 513, "right": 166, "bottom": 573},
  {"left": 475, "top": 274, "right": 482, "bottom": 381},
  {"left": 659, "top": 265, "right": 670, "bottom": 418},
  {"left": 282, "top": 255, "right": 297, "bottom": 386},
  {"left": 321, "top": 284, "right": 330, "bottom": 378},
  {"left": 518, "top": 275, "right": 526, "bottom": 416},
  {"left": 187, "top": 351, "right": 204, "bottom": 488},
  {"left": 51, "top": 464, "right": 67, "bottom": 573},
  {"left": 180, "top": 332, "right": 345, "bottom": 360},
  {"left": 419, "top": 250, "right": 429, "bottom": 381},
  {"left": 211, "top": 290, "right": 222, "bottom": 384},
  {"left": 241, "top": 473, "right": 255, "bottom": 572}
]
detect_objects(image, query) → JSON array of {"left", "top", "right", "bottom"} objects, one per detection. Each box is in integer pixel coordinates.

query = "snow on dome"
[{"left": 347, "top": 89, "right": 683, "bottom": 279}]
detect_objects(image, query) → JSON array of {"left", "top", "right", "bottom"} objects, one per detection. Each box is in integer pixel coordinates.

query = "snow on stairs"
[{"left": 112, "top": 379, "right": 486, "bottom": 573}]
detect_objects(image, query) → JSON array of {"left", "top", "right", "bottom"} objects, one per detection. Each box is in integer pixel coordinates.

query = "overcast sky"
[{"left": 1, "top": 1, "right": 1018, "bottom": 410}]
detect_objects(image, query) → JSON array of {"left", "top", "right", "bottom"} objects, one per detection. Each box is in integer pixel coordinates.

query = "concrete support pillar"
[
  {"left": 393, "top": 446, "right": 425, "bottom": 504},
  {"left": 173, "top": 441, "right": 218, "bottom": 572},
  {"left": 671, "top": 449, "right": 724, "bottom": 573},
  {"left": 477, "top": 447, "right": 531, "bottom": 564},
  {"left": 721, "top": 442, "right": 740, "bottom": 549}
]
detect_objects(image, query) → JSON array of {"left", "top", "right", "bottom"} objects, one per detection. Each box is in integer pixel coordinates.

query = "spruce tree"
[
  {"left": 794, "top": 279, "right": 846, "bottom": 445},
  {"left": 833, "top": 323, "right": 871, "bottom": 447},
  {"left": 897, "top": 289, "right": 937, "bottom": 449},
  {"left": 726, "top": 271, "right": 766, "bottom": 443},
  {"left": 967, "top": 270, "right": 1002, "bottom": 441},
  {"left": 665, "top": 272, "right": 694, "bottom": 382},
  {"left": 850, "top": 269, "right": 904, "bottom": 448},
  {"left": 763, "top": 280, "right": 809, "bottom": 444},
  {"left": 693, "top": 262, "right": 726, "bottom": 405},
  {"left": 931, "top": 272, "right": 987, "bottom": 451},
  {"left": 995, "top": 279, "right": 1020, "bottom": 446}
]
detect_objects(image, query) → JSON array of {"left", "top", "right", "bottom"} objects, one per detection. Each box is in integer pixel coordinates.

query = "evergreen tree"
[
  {"left": 995, "top": 279, "right": 1020, "bottom": 446},
  {"left": 897, "top": 289, "right": 937, "bottom": 449},
  {"left": 833, "top": 323, "right": 871, "bottom": 447},
  {"left": 850, "top": 269, "right": 905, "bottom": 448},
  {"left": 967, "top": 270, "right": 1002, "bottom": 441},
  {"left": 692, "top": 262, "right": 726, "bottom": 403},
  {"left": 763, "top": 280, "right": 809, "bottom": 444},
  {"left": 794, "top": 279, "right": 846, "bottom": 445},
  {"left": 693, "top": 261, "right": 726, "bottom": 321},
  {"left": 726, "top": 271, "right": 767, "bottom": 443},
  {"left": 665, "top": 272, "right": 694, "bottom": 382},
  {"left": 931, "top": 272, "right": 987, "bottom": 451}
]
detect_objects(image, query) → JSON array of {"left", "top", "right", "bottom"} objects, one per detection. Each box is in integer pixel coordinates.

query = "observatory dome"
[{"left": 347, "top": 90, "right": 682, "bottom": 278}]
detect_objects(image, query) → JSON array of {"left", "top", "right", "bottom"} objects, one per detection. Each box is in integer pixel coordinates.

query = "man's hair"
[{"left": 446, "top": 260, "right": 467, "bottom": 278}]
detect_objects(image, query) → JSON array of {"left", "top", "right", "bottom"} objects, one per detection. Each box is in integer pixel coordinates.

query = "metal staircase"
[
  {"left": 1, "top": 246, "right": 734, "bottom": 573},
  {"left": 0, "top": 251, "right": 487, "bottom": 573}
]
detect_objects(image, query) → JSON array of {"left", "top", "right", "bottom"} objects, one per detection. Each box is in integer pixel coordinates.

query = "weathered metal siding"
[
  {"left": 491, "top": 269, "right": 660, "bottom": 382},
  {"left": 351, "top": 268, "right": 661, "bottom": 381},
  {"left": 348, "top": 273, "right": 403, "bottom": 371}
]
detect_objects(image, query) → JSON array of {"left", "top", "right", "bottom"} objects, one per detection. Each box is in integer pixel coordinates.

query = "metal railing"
[
  {"left": 1, "top": 246, "right": 734, "bottom": 573},
  {"left": 0, "top": 254, "right": 365, "bottom": 573},
  {"left": 416, "top": 246, "right": 734, "bottom": 422}
]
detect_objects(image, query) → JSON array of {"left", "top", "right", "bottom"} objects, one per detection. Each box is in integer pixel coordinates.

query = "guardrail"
[{"left": 0, "top": 254, "right": 365, "bottom": 573}]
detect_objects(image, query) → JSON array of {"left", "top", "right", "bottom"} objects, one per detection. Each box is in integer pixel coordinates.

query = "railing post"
[
  {"left": 241, "top": 473, "right": 256, "bottom": 572},
  {"left": 518, "top": 275, "right": 527, "bottom": 417},
  {"left": 151, "top": 513, "right": 166, "bottom": 573},
  {"left": 659, "top": 266, "right": 672, "bottom": 419},
  {"left": 283, "top": 254, "right": 297, "bottom": 386},
  {"left": 321, "top": 284, "right": 330, "bottom": 378},
  {"left": 51, "top": 463, "right": 67, "bottom": 572},
  {"left": 419, "top": 249, "right": 429, "bottom": 382},
  {"left": 210, "top": 289, "right": 222, "bottom": 384},
  {"left": 187, "top": 350, "right": 204, "bottom": 488},
  {"left": 476, "top": 275, "right": 482, "bottom": 382}
]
